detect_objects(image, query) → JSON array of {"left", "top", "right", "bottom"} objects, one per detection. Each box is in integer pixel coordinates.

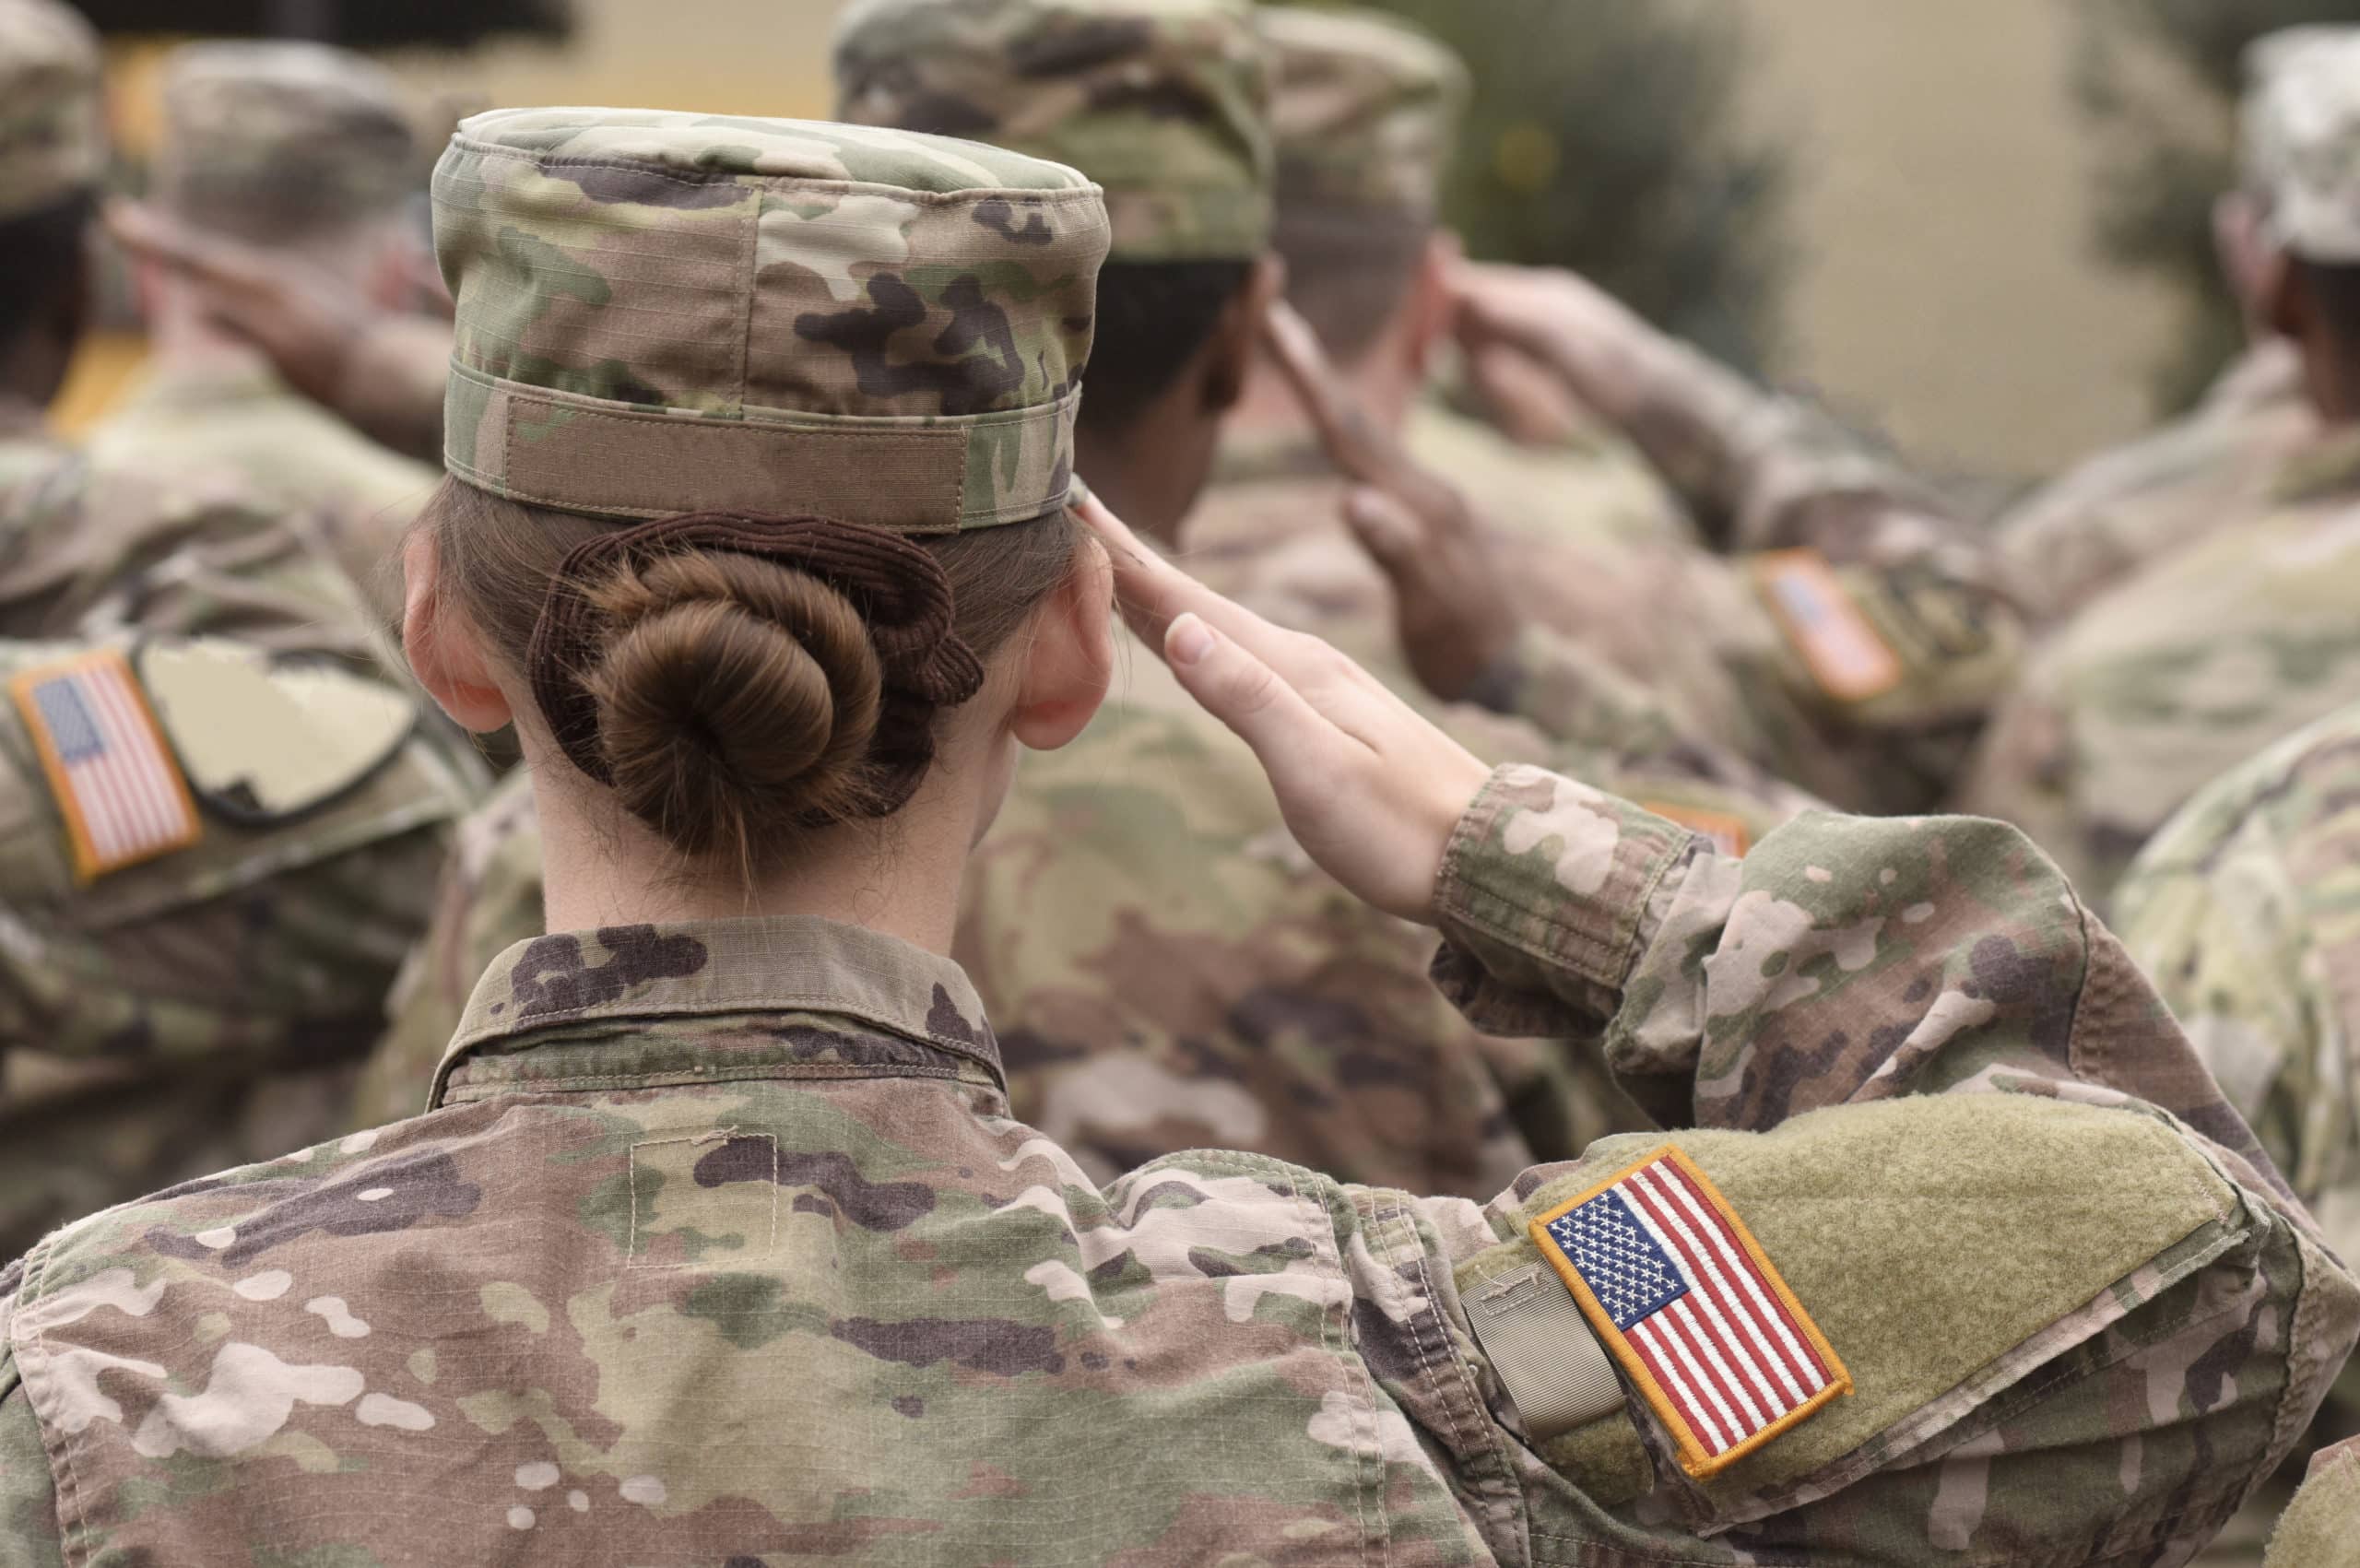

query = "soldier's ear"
[
  {"left": 1009, "top": 532, "right": 1115, "bottom": 753},
  {"left": 401, "top": 529, "right": 516, "bottom": 735},
  {"left": 1200, "top": 253, "right": 1290, "bottom": 415}
]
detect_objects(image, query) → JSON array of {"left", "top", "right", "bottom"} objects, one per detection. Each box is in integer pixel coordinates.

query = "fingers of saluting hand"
[{"left": 1077, "top": 492, "right": 1304, "bottom": 671}]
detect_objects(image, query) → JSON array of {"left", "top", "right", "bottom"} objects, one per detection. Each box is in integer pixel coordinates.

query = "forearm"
[{"left": 1430, "top": 766, "right": 2290, "bottom": 1193}]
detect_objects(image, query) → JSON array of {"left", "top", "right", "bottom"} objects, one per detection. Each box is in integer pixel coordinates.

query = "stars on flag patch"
[
  {"left": 1530, "top": 1144, "right": 1850, "bottom": 1477},
  {"left": 11, "top": 649, "right": 202, "bottom": 881}
]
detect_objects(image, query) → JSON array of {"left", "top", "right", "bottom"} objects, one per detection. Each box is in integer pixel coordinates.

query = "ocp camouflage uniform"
[
  {"left": 360, "top": 0, "right": 1584, "bottom": 1194},
  {"left": 2109, "top": 701, "right": 2360, "bottom": 1559},
  {"left": 832, "top": 0, "right": 1664, "bottom": 1187},
  {"left": 87, "top": 41, "right": 442, "bottom": 624},
  {"left": 1154, "top": 11, "right": 1803, "bottom": 841},
  {"left": 0, "top": 0, "right": 477, "bottom": 1259},
  {"left": 1989, "top": 25, "right": 2338, "bottom": 627},
  {"left": 2, "top": 769, "right": 2347, "bottom": 1563},
  {"left": 1994, "top": 341, "right": 2316, "bottom": 627},
  {"left": 0, "top": 10, "right": 387, "bottom": 657},
  {"left": 1956, "top": 428, "right": 2360, "bottom": 906},
  {"left": 0, "top": 639, "right": 478, "bottom": 1260},
  {"left": 2, "top": 100, "right": 2348, "bottom": 1568},
  {"left": 1176, "top": 8, "right": 2008, "bottom": 824}
]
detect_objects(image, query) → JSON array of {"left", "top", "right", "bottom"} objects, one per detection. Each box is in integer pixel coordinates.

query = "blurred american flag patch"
[{"left": 12, "top": 651, "right": 200, "bottom": 881}]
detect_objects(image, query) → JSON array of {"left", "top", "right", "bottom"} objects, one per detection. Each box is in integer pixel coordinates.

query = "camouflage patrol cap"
[
  {"left": 0, "top": 0, "right": 103, "bottom": 222},
  {"left": 832, "top": 0, "right": 1271, "bottom": 263},
  {"left": 152, "top": 41, "right": 417, "bottom": 238},
  {"left": 2245, "top": 29, "right": 2360, "bottom": 260},
  {"left": 1257, "top": 4, "right": 1468, "bottom": 223},
  {"left": 433, "top": 108, "right": 1108, "bottom": 529}
]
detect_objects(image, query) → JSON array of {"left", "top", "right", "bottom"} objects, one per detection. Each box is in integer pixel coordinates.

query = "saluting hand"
[
  {"left": 1080, "top": 493, "right": 1490, "bottom": 926},
  {"left": 1258, "top": 301, "right": 1518, "bottom": 705}
]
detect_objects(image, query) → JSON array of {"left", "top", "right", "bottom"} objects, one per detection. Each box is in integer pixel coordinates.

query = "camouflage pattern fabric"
[
  {"left": 1193, "top": 415, "right": 1818, "bottom": 833},
  {"left": 1460, "top": 287, "right": 2025, "bottom": 816},
  {"left": 0, "top": 0, "right": 100, "bottom": 222},
  {"left": 85, "top": 355, "right": 442, "bottom": 628},
  {"left": 1, "top": 774, "right": 2347, "bottom": 1564},
  {"left": 2113, "top": 700, "right": 2360, "bottom": 1492},
  {"left": 1257, "top": 3, "right": 1467, "bottom": 222},
  {"left": 434, "top": 108, "right": 1105, "bottom": 527},
  {"left": 0, "top": 637, "right": 478, "bottom": 1262},
  {"left": 1994, "top": 341, "right": 2319, "bottom": 626},
  {"left": 149, "top": 41, "right": 418, "bottom": 238},
  {"left": 832, "top": 0, "right": 1271, "bottom": 262},
  {"left": 354, "top": 770, "right": 544, "bottom": 1131},
  {"left": 1957, "top": 429, "right": 2360, "bottom": 908},
  {"left": 0, "top": 403, "right": 387, "bottom": 662}
]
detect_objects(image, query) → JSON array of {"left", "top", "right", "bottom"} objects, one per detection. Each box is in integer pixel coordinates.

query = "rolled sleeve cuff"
[{"left": 1430, "top": 763, "right": 1705, "bottom": 1038}]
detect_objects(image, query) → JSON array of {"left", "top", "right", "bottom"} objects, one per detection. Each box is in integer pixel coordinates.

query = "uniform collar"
[{"left": 431, "top": 914, "right": 1004, "bottom": 1108}]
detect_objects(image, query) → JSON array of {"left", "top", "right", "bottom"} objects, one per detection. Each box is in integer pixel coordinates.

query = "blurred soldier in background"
[
  {"left": 1198, "top": 6, "right": 2021, "bottom": 826},
  {"left": 1991, "top": 26, "right": 2332, "bottom": 627},
  {"left": 1956, "top": 31, "right": 2360, "bottom": 905},
  {"left": 361, "top": 0, "right": 1595, "bottom": 1192},
  {"left": 89, "top": 41, "right": 441, "bottom": 626},
  {"left": 0, "top": 0, "right": 478, "bottom": 1257}
]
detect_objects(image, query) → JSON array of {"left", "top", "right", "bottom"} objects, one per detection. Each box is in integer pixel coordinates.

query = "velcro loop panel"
[{"left": 444, "top": 366, "right": 1080, "bottom": 530}]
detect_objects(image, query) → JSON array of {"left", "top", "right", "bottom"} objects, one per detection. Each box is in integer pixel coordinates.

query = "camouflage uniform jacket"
[
  {"left": 2112, "top": 701, "right": 2360, "bottom": 1456},
  {"left": 85, "top": 350, "right": 443, "bottom": 625},
  {"left": 1190, "top": 418, "right": 1818, "bottom": 840},
  {"left": 2, "top": 772, "right": 2350, "bottom": 1565},
  {"left": 0, "top": 638, "right": 478, "bottom": 1261},
  {"left": 1492, "top": 309, "right": 2027, "bottom": 815},
  {"left": 1956, "top": 427, "right": 2360, "bottom": 908},
  {"left": 1995, "top": 342, "right": 2318, "bottom": 627},
  {"left": 0, "top": 395, "right": 382, "bottom": 660}
]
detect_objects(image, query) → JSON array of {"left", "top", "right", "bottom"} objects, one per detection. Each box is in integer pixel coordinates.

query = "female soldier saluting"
[{"left": 0, "top": 109, "right": 2347, "bottom": 1567}]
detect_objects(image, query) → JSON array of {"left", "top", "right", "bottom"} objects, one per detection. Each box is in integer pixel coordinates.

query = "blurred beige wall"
[
  {"left": 387, "top": 0, "right": 845, "bottom": 121},
  {"left": 1728, "top": 0, "right": 2181, "bottom": 477},
  {"left": 385, "top": 0, "right": 2175, "bottom": 479}
]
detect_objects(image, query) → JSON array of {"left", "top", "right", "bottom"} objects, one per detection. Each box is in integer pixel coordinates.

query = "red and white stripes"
[{"left": 1534, "top": 1146, "right": 1849, "bottom": 1476}]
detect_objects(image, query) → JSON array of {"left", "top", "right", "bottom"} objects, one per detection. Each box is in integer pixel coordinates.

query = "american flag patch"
[
  {"left": 1754, "top": 549, "right": 1904, "bottom": 703},
  {"left": 11, "top": 651, "right": 201, "bottom": 881},
  {"left": 1531, "top": 1145, "right": 1849, "bottom": 1477}
]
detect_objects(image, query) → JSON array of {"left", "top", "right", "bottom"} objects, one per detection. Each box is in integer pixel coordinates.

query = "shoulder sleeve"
[
  {"left": 1431, "top": 763, "right": 2293, "bottom": 1190},
  {"left": 2267, "top": 1436, "right": 2360, "bottom": 1568},
  {"left": 0, "top": 1276, "right": 69, "bottom": 1568}
]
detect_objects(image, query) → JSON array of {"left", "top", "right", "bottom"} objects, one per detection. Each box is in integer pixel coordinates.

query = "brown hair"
[{"left": 421, "top": 478, "right": 1082, "bottom": 867}]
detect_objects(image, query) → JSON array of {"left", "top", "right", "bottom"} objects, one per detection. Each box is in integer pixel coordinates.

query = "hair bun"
[{"left": 582, "top": 551, "right": 885, "bottom": 860}]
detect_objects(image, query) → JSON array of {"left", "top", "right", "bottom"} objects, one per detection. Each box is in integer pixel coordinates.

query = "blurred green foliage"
[
  {"left": 1280, "top": 0, "right": 1792, "bottom": 374},
  {"left": 2076, "top": 0, "right": 2360, "bottom": 410}
]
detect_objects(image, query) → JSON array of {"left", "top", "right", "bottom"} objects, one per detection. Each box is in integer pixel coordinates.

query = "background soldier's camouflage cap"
[
  {"left": 1258, "top": 4, "right": 1468, "bottom": 224},
  {"left": 151, "top": 41, "right": 418, "bottom": 240},
  {"left": 832, "top": 0, "right": 1271, "bottom": 264},
  {"left": 433, "top": 108, "right": 1109, "bottom": 529},
  {"left": 0, "top": 0, "right": 103, "bottom": 223},
  {"left": 2244, "top": 27, "right": 2360, "bottom": 260}
]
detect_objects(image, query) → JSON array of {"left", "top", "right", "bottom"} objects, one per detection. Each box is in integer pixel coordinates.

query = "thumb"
[{"left": 1162, "top": 612, "right": 1334, "bottom": 796}]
